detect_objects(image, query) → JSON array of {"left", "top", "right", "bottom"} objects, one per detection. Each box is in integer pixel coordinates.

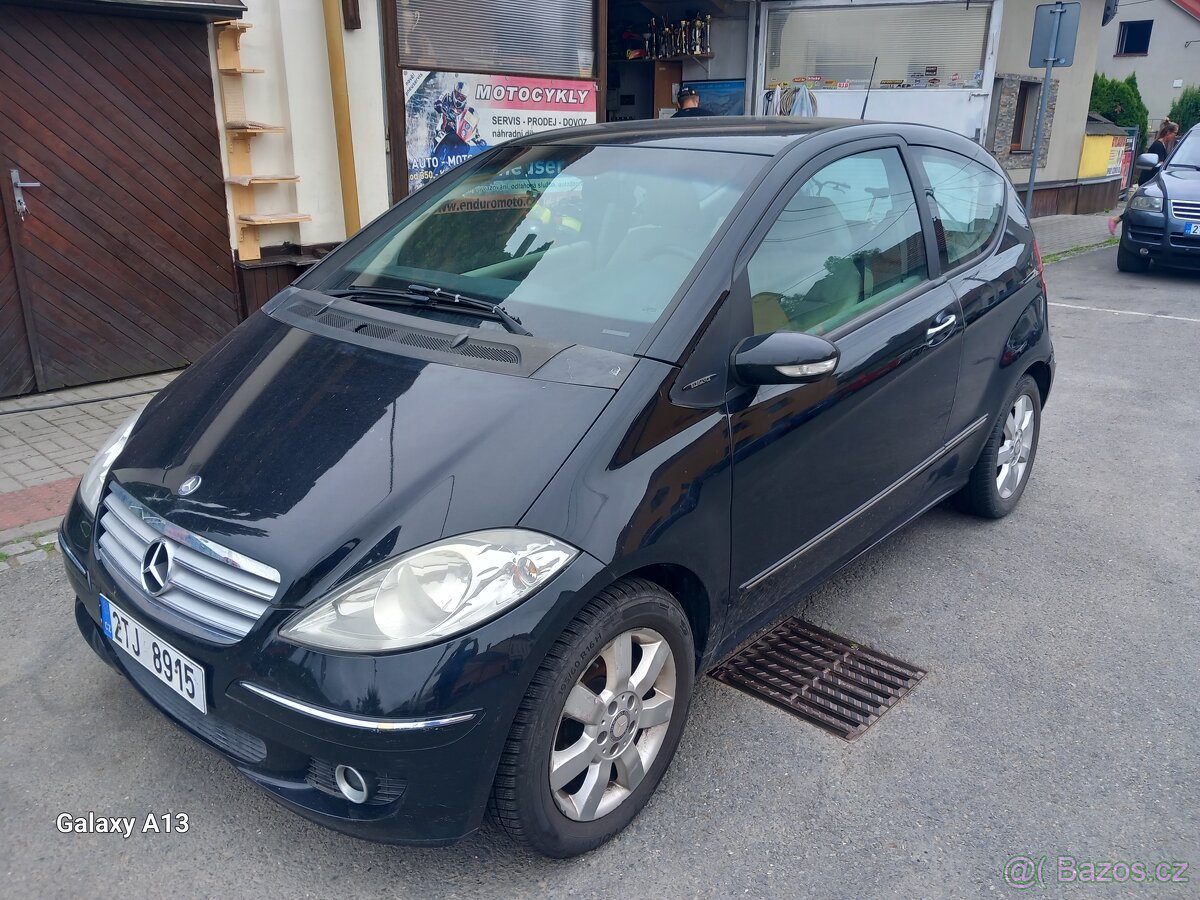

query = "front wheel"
[
  {"left": 1117, "top": 242, "right": 1150, "bottom": 273},
  {"left": 490, "top": 579, "right": 694, "bottom": 857},
  {"left": 956, "top": 374, "right": 1042, "bottom": 518}
]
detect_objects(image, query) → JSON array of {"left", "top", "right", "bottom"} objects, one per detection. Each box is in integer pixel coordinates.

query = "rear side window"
[
  {"left": 746, "top": 147, "right": 928, "bottom": 336},
  {"left": 915, "top": 147, "right": 1006, "bottom": 269}
]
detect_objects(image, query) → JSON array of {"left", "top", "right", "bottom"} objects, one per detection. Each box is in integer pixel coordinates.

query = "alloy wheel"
[
  {"left": 549, "top": 627, "right": 677, "bottom": 822},
  {"left": 996, "top": 393, "right": 1035, "bottom": 499}
]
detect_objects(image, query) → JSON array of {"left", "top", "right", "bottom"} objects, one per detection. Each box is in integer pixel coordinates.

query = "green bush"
[
  {"left": 1167, "top": 86, "right": 1200, "bottom": 134},
  {"left": 1090, "top": 73, "right": 1150, "bottom": 150}
]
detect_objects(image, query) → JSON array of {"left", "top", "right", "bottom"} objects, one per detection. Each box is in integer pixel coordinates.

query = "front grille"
[
  {"left": 123, "top": 656, "right": 267, "bottom": 763},
  {"left": 1169, "top": 233, "right": 1200, "bottom": 249},
  {"left": 1170, "top": 200, "right": 1200, "bottom": 222},
  {"left": 96, "top": 482, "right": 280, "bottom": 640},
  {"left": 306, "top": 758, "right": 406, "bottom": 805}
]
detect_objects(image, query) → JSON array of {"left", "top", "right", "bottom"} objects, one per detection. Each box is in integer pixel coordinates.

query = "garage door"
[{"left": 0, "top": 6, "right": 240, "bottom": 397}]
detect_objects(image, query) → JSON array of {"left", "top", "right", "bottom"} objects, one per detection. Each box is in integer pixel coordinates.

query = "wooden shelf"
[
  {"left": 216, "top": 15, "right": 305, "bottom": 263},
  {"left": 226, "top": 121, "right": 285, "bottom": 135},
  {"left": 617, "top": 52, "right": 715, "bottom": 63},
  {"left": 225, "top": 175, "right": 300, "bottom": 186},
  {"left": 238, "top": 213, "right": 312, "bottom": 226}
]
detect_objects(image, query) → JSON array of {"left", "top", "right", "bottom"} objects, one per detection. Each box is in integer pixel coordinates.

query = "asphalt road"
[{"left": 1, "top": 247, "right": 1196, "bottom": 899}]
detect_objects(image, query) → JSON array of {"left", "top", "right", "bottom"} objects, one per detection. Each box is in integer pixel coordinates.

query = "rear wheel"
[
  {"left": 490, "top": 579, "right": 694, "bottom": 858},
  {"left": 1117, "top": 241, "right": 1150, "bottom": 273},
  {"left": 956, "top": 374, "right": 1042, "bottom": 519}
]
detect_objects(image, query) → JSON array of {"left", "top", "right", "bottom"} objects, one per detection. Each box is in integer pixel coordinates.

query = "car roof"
[
  {"left": 511, "top": 117, "right": 991, "bottom": 160},
  {"left": 511, "top": 117, "right": 862, "bottom": 156}
]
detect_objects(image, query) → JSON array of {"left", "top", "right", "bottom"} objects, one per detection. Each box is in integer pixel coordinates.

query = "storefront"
[
  {"left": 751, "top": 0, "right": 1001, "bottom": 142},
  {"left": 380, "top": 0, "right": 751, "bottom": 202},
  {"left": 381, "top": 0, "right": 601, "bottom": 202}
]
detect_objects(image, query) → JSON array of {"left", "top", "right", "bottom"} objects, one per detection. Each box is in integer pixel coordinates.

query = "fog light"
[
  {"left": 1139, "top": 247, "right": 1150, "bottom": 256},
  {"left": 334, "top": 764, "right": 375, "bottom": 804}
]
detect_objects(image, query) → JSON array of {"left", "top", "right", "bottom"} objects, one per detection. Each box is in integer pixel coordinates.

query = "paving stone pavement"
[
  {"left": 1030, "top": 212, "right": 1115, "bottom": 256},
  {"left": 0, "top": 372, "right": 178, "bottom": 531},
  {"left": 0, "top": 526, "right": 59, "bottom": 574}
]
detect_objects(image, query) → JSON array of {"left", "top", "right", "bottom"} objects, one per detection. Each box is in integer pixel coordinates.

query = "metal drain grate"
[{"left": 710, "top": 619, "right": 925, "bottom": 741}]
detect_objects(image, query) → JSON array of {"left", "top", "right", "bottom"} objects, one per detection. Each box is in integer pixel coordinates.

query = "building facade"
[{"left": 1095, "top": 0, "right": 1200, "bottom": 130}]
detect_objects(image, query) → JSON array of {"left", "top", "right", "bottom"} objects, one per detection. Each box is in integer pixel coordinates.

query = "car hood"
[
  {"left": 1148, "top": 167, "right": 1200, "bottom": 197},
  {"left": 110, "top": 311, "right": 617, "bottom": 605}
]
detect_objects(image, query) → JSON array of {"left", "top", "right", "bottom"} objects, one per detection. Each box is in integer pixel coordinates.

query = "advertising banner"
[{"left": 403, "top": 70, "right": 598, "bottom": 195}]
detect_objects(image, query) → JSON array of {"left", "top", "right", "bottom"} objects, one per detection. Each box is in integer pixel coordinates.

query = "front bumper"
[
  {"left": 61, "top": 499, "right": 606, "bottom": 845},
  {"left": 1121, "top": 210, "right": 1200, "bottom": 269}
]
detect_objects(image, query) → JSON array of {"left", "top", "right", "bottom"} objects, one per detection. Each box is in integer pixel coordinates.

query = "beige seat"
[{"left": 749, "top": 195, "right": 857, "bottom": 334}]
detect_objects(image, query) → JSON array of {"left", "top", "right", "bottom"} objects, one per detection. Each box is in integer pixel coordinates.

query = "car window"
[
  {"left": 326, "top": 144, "right": 764, "bottom": 354},
  {"left": 747, "top": 147, "right": 928, "bottom": 336},
  {"left": 915, "top": 147, "right": 1006, "bottom": 269}
]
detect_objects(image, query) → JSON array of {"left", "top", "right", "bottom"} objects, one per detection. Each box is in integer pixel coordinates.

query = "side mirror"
[
  {"left": 731, "top": 331, "right": 840, "bottom": 385},
  {"left": 1135, "top": 152, "right": 1161, "bottom": 170}
]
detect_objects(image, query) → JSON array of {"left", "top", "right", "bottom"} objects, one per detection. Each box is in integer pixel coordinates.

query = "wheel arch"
[
  {"left": 613, "top": 563, "right": 712, "bottom": 673},
  {"left": 1023, "top": 359, "right": 1052, "bottom": 407}
]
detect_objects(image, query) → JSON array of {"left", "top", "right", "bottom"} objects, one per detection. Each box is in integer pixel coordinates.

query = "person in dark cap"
[{"left": 672, "top": 86, "right": 716, "bottom": 118}]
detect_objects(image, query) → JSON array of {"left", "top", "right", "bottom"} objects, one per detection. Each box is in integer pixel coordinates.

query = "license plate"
[
  {"left": 100, "top": 596, "right": 207, "bottom": 714},
  {"left": 1186, "top": 223, "right": 1200, "bottom": 235}
]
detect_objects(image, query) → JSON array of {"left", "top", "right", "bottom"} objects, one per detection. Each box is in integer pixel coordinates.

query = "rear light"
[{"left": 1032, "top": 239, "right": 1047, "bottom": 294}]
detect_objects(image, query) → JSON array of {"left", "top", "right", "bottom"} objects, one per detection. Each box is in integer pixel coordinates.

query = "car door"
[
  {"left": 726, "top": 140, "right": 964, "bottom": 631},
  {"left": 909, "top": 145, "right": 1040, "bottom": 444}
]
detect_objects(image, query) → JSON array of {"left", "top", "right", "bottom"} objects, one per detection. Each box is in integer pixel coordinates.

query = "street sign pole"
[{"left": 1025, "top": 1, "right": 1065, "bottom": 212}]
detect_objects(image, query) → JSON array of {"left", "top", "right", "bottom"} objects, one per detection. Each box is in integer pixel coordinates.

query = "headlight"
[
  {"left": 1130, "top": 195, "right": 1163, "bottom": 212},
  {"left": 78, "top": 410, "right": 143, "bottom": 515},
  {"left": 279, "top": 529, "right": 578, "bottom": 652}
]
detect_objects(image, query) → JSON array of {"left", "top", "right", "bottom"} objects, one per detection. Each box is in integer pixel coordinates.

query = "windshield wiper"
[{"left": 325, "top": 284, "right": 531, "bottom": 336}]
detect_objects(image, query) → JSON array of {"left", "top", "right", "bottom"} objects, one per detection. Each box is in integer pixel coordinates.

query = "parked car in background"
[
  {"left": 1119, "top": 125, "right": 1200, "bottom": 272},
  {"left": 61, "top": 119, "right": 1053, "bottom": 858}
]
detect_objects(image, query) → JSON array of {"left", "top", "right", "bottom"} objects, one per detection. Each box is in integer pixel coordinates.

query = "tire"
[
  {"left": 955, "top": 374, "right": 1042, "bottom": 519},
  {"left": 490, "top": 578, "right": 694, "bottom": 858},
  {"left": 1117, "top": 241, "right": 1150, "bottom": 273}
]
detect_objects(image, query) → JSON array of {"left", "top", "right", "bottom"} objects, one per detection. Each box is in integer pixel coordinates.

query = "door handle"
[
  {"left": 926, "top": 313, "right": 956, "bottom": 344},
  {"left": 10, "top": 169, "right": 41, "bottom": 222}
]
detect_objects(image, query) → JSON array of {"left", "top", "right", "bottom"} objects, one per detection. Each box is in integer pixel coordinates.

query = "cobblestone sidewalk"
[
  {"left": 0, "top": 522, "right": 60, "bottom": 574},
  {"left": 0, "top": 372, "right": 178, "bottom": 534},
  {"left": 1031, "top": 212, "right": 1115, "bottom": 257}
]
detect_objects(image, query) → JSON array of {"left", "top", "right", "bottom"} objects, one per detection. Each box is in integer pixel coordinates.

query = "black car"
[
  {"left": 62, "top": 119, "right": 1053, "bottom": 858},
  {"left": 1119, "top": 124, "right": 1200, "bottom": 272}
]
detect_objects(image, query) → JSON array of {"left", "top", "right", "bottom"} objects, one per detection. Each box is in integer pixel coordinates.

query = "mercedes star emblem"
[
  {"left": 140, "top": 539, "right": 172, "bottom": 596},
  {"left": 178, "top": 475, "right": 202, "bottom": 496}
]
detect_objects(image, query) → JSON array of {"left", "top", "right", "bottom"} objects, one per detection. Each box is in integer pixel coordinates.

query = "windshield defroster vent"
[{"left": 311, "top": 307, "right": 521, "bottom": 365}]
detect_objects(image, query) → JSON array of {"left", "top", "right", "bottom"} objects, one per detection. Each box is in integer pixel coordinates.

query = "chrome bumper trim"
[{"left": 240, "top": 683, "right": 477, "bottom": 732}]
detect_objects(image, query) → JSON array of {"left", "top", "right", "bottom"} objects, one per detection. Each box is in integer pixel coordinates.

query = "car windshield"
[
  {"left": 1168, "top": 131, "right": 1200, "bottom": 168},
  {"left": 327, "top": 144, "right": 765, "bottom": 353}
]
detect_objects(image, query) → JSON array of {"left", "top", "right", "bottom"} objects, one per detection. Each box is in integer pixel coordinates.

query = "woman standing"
[{"left": 1109, "top": 119, "right": 1180, "bottom": 234}]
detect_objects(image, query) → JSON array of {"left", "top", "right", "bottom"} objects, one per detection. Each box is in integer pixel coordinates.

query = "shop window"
[
  {"left": 1011, "top": 81, "right": 1041, "bottom": 152},
  {"left": 762, "top": 2, "right": 991, "bottom": 90},
  {"left": 915, "top": 147, "right": 1006, "bottom": 268},
  {"left": 746, "top": 148, "right": 927, "bottom": 336},
  {"left": 1116, "top": 21, "right": 1153, "bottom": 56}
]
